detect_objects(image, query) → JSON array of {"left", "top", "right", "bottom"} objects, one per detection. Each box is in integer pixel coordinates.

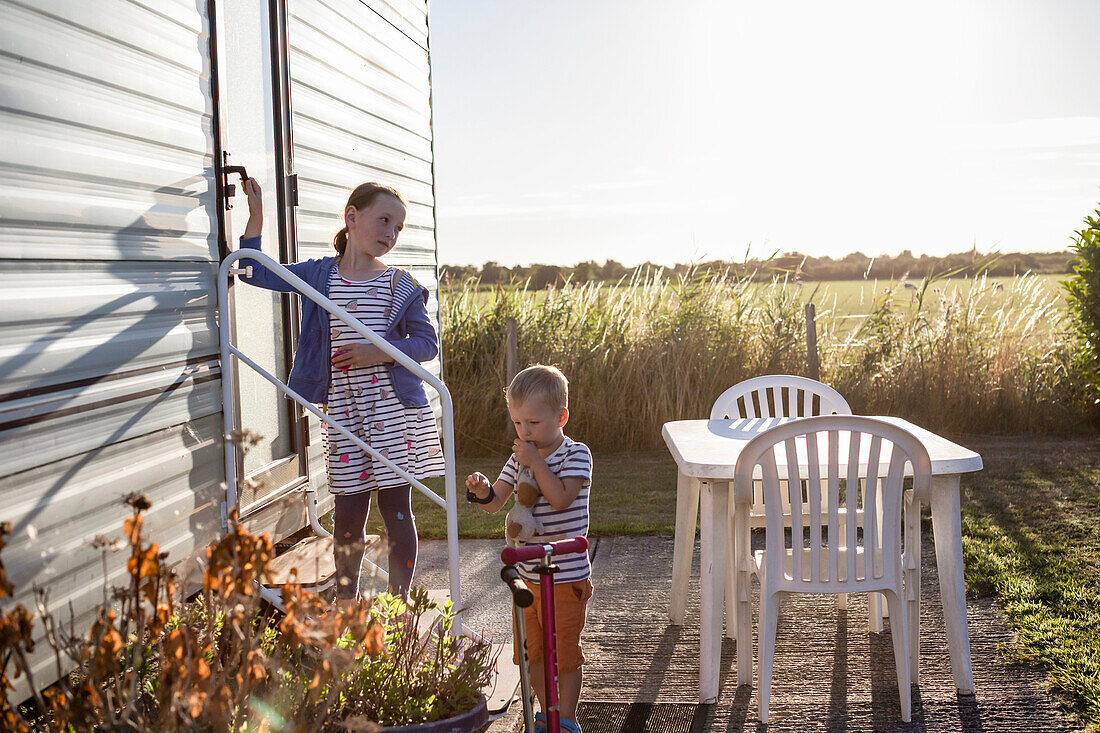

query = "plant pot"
[{"left": 376, "top": 697, "right": 490, "bottom": 733}]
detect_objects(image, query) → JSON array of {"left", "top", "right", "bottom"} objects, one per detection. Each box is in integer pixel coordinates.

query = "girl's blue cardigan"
[{"left": 237, "top": 236, "right": 438, "bottom": 407}]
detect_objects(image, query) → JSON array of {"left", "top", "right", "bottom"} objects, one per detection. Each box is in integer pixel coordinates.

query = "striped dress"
[
  {"left": 498, "top": 436, "right": 592, "bottom": 583},
  {"left": 323, "top": 265, "right": 445, "bottom": 494}
]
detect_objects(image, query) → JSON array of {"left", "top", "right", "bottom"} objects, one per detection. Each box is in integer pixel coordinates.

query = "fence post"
[
  {"left": 505, "top": 317, "right": 517, "bottom": 383},
  {"left": 505, "top": 317, "right": 517, "bottom": 434},
  {"left": 805, "top": 303, "right": 819, "bottom": 381}
]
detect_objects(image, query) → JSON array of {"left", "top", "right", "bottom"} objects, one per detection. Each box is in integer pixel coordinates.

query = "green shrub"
[{"left": 1063, "top": 203, "right": 1100, "bottom": 403}]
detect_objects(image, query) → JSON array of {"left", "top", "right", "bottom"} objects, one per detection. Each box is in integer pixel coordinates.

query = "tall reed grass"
[{"left": 440, "top": 269, "right": 1094, "bottom": 454}]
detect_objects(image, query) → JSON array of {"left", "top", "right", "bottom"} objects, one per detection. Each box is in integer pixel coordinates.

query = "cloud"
[{"left": 946, "top": 117, "right": 1100, "bottom": 153}]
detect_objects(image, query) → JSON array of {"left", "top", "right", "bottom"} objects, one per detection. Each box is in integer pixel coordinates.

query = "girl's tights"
[{"left": 333, "top": 486, "right": 417, "bottom": 601}]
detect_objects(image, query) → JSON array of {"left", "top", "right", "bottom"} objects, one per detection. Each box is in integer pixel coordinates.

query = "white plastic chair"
[
  {"left": 712, "top": 375, "right": 853, "bottom": 531},
  {"left": 733, "top": 415, "right": 929, "bottom": 723},
  {"left": 710, "top": 374, "right": 851, "bottom": 422},
  {"left": 714, "top": 378, "right": 880, "bottom": 629},
  {"left": 669, "top": 375, "right": 855, "bottom": 628}
]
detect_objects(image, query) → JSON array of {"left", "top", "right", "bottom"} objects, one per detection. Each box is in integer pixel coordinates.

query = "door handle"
[
  {"left": 221, "top": 146, "right": 251, "bottom": 209},
  {"left": 222, "top": 164, "right": 250, "bottom": 210},
  {"left": 225, "top": 165, "right": 249, "bottom": 182}
]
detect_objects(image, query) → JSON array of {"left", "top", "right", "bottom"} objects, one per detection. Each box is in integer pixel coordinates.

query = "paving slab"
[{"left": 414, "top": 535, "right": 1084, "bottom": 733}]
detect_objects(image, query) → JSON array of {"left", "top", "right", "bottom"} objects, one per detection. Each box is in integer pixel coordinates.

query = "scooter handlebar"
[
  {"left": 500, "top": 536, "right": 589, "bottom": 566},
  {"left": 500, "top": 565, "right": 534, "bottom": 608}
]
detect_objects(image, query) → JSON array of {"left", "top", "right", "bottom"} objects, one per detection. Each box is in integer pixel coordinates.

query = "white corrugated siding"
[
  {"left": 0, "top": 0, "right": 440, "bottom": 703},
  {"left": 0, "top": 0, "right": 223, "bottom": 700},
  {"left": 286, "top": 0, "right": 442, "bottom": 485}
]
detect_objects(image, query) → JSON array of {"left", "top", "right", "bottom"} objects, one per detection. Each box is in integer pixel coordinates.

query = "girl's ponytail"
[
  {"left": 333, "top": 182, "right": 407, "bottom": 254},
  {"left": 333, "top": 226, "right": 350, "bottom": 255}
]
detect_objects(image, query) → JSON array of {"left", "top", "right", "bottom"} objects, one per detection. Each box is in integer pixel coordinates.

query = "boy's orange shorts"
[{"left": 512, "top": 578, "right": 593, "bottom": 674}]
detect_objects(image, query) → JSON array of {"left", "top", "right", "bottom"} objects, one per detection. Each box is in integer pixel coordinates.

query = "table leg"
[
  {"left": 699, "top": 480, "right": 728, "bottom": 704},
  {"left": 670, "top": 470, "right": 700, "bottom": 625},
  {"left": 930, "top": 474, "right": 974, "bottom": 694}
]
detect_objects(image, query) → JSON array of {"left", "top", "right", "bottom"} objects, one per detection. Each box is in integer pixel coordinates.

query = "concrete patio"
[{"left": 415, "top": 534, "right": 1083, "bottom": 733}]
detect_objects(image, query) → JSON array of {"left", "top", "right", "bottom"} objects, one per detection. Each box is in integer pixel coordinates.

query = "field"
[
  {"left": 439, "top": 270, "right": 1089, "bottom": 455},
  {"left": 448, "top": 272, "right": 1069, "bottom": 321},
  {"left": 786, "top": 272, "right": 1066, "bottom": 312}
]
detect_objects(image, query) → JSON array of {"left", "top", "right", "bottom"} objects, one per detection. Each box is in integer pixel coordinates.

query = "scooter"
[{"left": 500, "top": 536, "right": 589, "bottom": 733}]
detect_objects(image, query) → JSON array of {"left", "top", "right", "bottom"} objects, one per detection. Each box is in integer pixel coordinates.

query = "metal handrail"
[{"left": 217, "top": 248, "right": 462, "bottom": 622}]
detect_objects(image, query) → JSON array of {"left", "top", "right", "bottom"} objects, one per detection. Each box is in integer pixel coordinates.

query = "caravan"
[{"left": 0, "top": 0, "right": 443, "bottom": 700}]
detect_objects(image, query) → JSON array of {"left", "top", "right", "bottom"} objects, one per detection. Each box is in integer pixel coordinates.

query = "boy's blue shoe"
[{"left": 533, "top": 711, "right": 582, "bottom": 733}]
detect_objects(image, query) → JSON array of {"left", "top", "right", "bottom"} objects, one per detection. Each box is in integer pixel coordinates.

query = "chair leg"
[
  {"left": 735, "top": 513, "right": 753, "bottom": 686},
  {"left": 837, "top": 592, "right": 847, "bottom": 610},
  {"left": 725, "top": 497, "right": 738, "bottom": 640},
  {"left": 884, "top": 588, "right": 912, "bottom": 722},
  {"left": 869, "top": 592, "right": 885, "bottom": 632},
  {"left": 904, "top": 492, "right": 921, "bottom": 683},
  {"left": 757, "top": 589, "right": 780, "bottom": 724}
]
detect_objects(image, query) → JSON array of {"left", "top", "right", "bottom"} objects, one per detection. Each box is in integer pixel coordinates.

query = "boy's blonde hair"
[{"left": 506, "top": 364, "right": 568, "bottom": 411}]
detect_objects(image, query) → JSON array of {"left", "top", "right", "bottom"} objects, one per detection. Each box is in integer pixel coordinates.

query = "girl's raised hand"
[
  {"left": 331, "top": 343, "right": 393, "bottom": 371},
  {"left": 242, "top": 177, "right": 263, "bottom": 238}
]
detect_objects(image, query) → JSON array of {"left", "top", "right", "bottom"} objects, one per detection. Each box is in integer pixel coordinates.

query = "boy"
[{"left": 465, "top": 364, "right": 592, "bottom": 733}]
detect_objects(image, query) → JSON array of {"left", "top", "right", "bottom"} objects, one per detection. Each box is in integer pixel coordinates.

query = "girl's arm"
[
  {"left": 331, "top": 287, "right": 439, "bottom": 370},
  {"left": 235, "top": 178, "right": 313, "bottom": 294},
  {"left": 243, "top": 177, "right": 262, "bottom": 238}
]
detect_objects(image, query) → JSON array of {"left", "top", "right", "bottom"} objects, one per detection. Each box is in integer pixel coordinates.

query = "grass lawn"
[
  {"left": 959, "top": 435, "right": 1100, "bottom": 727},
  {"left": 361, "top": 436, "right": 1100, "bottom": 728},
  {"left": 369, "top": 449, "right": 680, "bottom": 540}
]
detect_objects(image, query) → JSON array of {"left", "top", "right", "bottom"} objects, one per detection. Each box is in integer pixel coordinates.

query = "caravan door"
[{"left": 213, "top": 0, "right": 307, "bottom": 530}]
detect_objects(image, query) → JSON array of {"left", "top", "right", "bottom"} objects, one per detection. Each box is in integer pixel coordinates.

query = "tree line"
[{"left": 441, "top": 248, "right": 1077, "bottom": 288}]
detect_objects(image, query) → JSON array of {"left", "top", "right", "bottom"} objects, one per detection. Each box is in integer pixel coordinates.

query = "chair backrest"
[
  {"left": 734, "top": 416, "right": 931, "bottom": 594},
  {"left": 710, "top": 375, "right": 851, "bottom": 420}
]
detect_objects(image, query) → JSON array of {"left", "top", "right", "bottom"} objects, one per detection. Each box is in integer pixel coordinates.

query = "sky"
[{"left": 428, "top": 0, "right": 1100, "bottom": 268}]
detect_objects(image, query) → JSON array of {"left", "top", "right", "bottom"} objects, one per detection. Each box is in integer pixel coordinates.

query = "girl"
[{"left": 238, "top": 178, "right": 444, "bottom": 611}]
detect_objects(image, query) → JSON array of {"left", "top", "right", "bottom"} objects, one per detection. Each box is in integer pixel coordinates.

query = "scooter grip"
[
  {"left": 500, "top": 536, "right": 589, "bottom": 565},
  {"left": 500, "top": 565, "right": 534, "bottom": 608}
]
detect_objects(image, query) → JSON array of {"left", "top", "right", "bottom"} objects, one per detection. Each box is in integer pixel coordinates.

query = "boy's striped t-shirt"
[{"left": 498, "top": 436, "right": 592, "bottom": 583}]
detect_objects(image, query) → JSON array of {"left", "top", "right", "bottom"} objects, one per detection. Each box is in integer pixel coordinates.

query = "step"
[
  {"left": 265, "top": 534, "right": 383, "bottom": 587},
  {"left": 483, "top": 641, "right": 521, "bottom": 718}
]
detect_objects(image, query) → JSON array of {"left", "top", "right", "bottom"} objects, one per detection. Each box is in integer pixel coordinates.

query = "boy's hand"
[
  {"left": 465, "top": 472, "right": 492, "bottom": 500},
  {"left": 512, "top": 439, "right": 542, "bottom": 468},
  {"left": 331, "top": 343, "right": 393, "bottom": 370},
  {"left": 242, "top": 177, "right": 263, "bottom": 238}
]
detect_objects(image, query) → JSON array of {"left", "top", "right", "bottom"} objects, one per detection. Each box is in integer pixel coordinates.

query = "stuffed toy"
[
  {"left": 505, "top": 466, "right": 567, "bottom": 547},
  {"left": 505, "top": 465, "right": 543, "bottom": 547}
]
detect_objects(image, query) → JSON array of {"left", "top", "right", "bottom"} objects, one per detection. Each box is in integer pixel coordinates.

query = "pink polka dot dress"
[{"left": 323, "top": 265, "right": 445, "bottom": 494}]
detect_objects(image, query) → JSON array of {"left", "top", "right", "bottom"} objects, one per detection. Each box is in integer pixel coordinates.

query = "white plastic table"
[{"left": 661, "top": 416, "right": 983, "bottom": 704}]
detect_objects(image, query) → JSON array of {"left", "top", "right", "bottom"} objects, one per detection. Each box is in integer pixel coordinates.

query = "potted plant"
[{"left": 0, "top": 496, "right": 496, "bottom": 732}]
